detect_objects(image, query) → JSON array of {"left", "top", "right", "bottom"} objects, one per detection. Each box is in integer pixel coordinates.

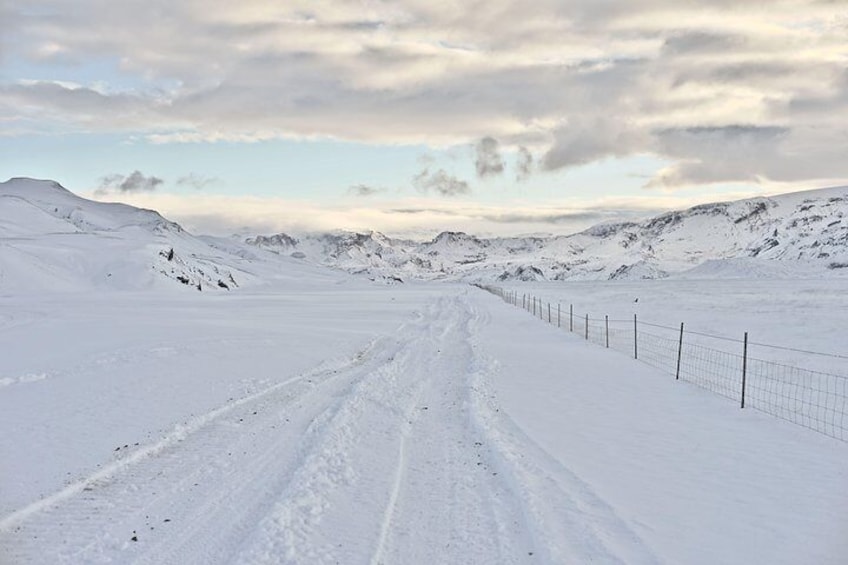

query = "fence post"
[
  {"left": 533, "top": 297, "right": 536, "bottom": 316},
  {"left": 741, "top": 332, "right": 748, "bottom": 408},
  {"left": 585, "top": 314, "right": 589, "bottom": 340},
  {"left": 522, "top": 294, "right": 525, "bottom": 310},
  {"left": 557, "top": 304, "right": 561, "bottom": 328},
  {"left": 548, "top": 303, "right": 551, "bottom": 323},
  {"left": 676, "top": 322, "right": 684, "bottom": 380},
  {"left": 633, "top": 314, "right": 638, "bottom": 359},
  {"left": 570, "top": 304, "right": 573, "bottom": 332},
  {"left": 605, "top": 315, "right": 609, "bottom": 348}
]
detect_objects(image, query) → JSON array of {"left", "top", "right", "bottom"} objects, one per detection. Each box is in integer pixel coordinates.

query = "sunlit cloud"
[
  {"left": 3, "top": 0, "right": 847, "bottom": 189},
  {"left": 81, "top": 189, "right": 780, "bottom": 239}
]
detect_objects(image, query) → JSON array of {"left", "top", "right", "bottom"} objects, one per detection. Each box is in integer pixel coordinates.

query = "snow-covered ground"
[
  {"left": 1, "top": 281, "right": 847, "bottom": 564},
  {"left": 2, "top": 178, "right": 847, "bottom": 564},
  {"left": 496, "top": 278, "right": 848, "bottom": 374}
]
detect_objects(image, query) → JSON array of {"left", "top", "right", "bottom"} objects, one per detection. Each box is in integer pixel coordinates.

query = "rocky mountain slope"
[{"left": 248, "top": 186, "right": 848, "bottom": 282}]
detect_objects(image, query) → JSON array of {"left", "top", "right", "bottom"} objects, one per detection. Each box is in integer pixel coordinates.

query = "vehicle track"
[{"left": 1, "top": 290, "right": 660, "bottom": 564}]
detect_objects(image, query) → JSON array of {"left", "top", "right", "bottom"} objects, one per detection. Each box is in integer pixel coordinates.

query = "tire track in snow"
[
  {"left": 464, "top": 295, "right": 662, "bottom": 564},
  {"left": 230, "top": 303, "right": 439, "bottom": 564},
  {"left": 368, "top": 293, "right": 536, "bottom": 564},
  {"left": 230, "top": 292, "right": 536, "bottom": 564},
  {"left": 3, "top": 290, "right": 663, "bottom": 564},
  {"left": 0, "top": 331, "right": 407, "bottom": 564},
  {"left": 368, "top": 403, "right": 414, "bottom": 565}
]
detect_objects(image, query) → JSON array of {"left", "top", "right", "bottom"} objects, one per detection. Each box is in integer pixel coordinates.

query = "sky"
[{"left": 1, "top": 1, "right": 847, "bottom": 238}]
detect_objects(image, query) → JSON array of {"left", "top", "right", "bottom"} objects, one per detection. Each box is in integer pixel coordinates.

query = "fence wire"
[{"left": 480, "top": 285, "right": 848, "bottom": 442}]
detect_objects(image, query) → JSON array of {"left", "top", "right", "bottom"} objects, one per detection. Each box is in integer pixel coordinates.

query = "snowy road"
[
  {"left": 0, "top": 292, "right": 657, "bottom": 564},
  {"left": 1, "top": 288, "right": 846, "bottom": 564}
]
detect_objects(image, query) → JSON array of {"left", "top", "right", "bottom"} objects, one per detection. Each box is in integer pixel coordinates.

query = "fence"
[{"left": 478, "top": 285, "right": 848, "bottom": 442}]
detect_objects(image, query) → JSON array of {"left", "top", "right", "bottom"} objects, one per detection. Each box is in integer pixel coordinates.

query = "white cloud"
[
  {"left": 82, "top": 189, "right": 774, "bottom": 239},
  {"left": 4, "top": 1, "right": 848, "bottom": 188}
]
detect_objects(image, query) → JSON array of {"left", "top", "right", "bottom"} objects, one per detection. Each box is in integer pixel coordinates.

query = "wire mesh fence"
[{"left": 478, "top": 285, "right": 848, "bottom": 442}]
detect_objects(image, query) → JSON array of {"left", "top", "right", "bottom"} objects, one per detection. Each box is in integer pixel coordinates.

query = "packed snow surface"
[
  {"left": 2, "top": 282, "right": 847, "bottom": 564},
  {"left": 1, "top": 177, "right": 847, "bottom": 564}
]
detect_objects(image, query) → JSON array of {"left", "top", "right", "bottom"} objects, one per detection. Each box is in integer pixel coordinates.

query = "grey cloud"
[
  {"left": 349, "top": 184, "right": 385, "bottom": 197},
  {"left": 389, "top": 208, "right": 435, "bottom": 215},
  {"left": 387, "top": 206, "right": 653, "bottom": 226},
  {"left": 515, "top": 146, "right": 534, "bottom": 181},
  {"left": 97, "top": 170, "right": 163, "bottom": 194},
  {"left": 0, "top": 82, "right": 155, "bottom": 131},
  {"left": 644, "top": 125, "right": 848, "bottom": 188},
  {"left": 474, "top": 137, "right": 505, "bottom": 178},
  {"left": 662, "top": 31, "right": 748, "bottom": 56},
  {"left": 542, "top": 117, "right": 647, "bottom": 170},
  {"left": 647, "top": 125, "right": 788, "bottom": 188},
  {"left": 5, "top": 1, "right": 848, "bottom": 189},
  {"left": 412, "top": 168, "right": 471, "bottom": 197},
  {"left": 787, "top": 68, "right": 848, "bottom": 115},
  {"left": 480, "top": 211, "right": 608, "bottom": 224},
  {"left": 177, "top": 173, "right": 217, "bottom": 189},
  {"left": 336, "top": 20, "right": 386, "bottom": 32}
]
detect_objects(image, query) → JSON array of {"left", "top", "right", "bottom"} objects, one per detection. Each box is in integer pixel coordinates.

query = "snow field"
[
  {"left": 0, "top": 283, "right": 846, "bottom": 564},
  {"left": 491, "top": 280, "right": 848, "bottom": 441},
  {"left": 474, "top": 289, "right": 848, "bottom": 564}
]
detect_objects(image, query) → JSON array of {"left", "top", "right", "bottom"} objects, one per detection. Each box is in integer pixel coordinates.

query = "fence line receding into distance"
[{"left": 478, "top": 285, "right": 848, "bottom": 442}]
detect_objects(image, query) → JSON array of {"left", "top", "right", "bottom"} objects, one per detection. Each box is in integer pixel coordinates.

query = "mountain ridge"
[
  {"left": 2, "top": 177, "right": 846, "bottom": 292},
  {"left": 247, "top": 185, "right": 848, "bottom": 282}
]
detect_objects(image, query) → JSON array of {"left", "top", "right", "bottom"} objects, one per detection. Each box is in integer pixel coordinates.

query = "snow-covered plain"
[{"left": 1, "top": 178, "right": 847, "bottom": 564}]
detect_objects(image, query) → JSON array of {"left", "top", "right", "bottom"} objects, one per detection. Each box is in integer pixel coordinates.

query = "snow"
[
  {"left": 242, "top": 185, "right": 848, "bottom": 283},
  {"left": 477, "top": 295, "right": 848, "bottom": 563},
  {"left": 1, "top": 177, "right": 847, "bottom": 564}
]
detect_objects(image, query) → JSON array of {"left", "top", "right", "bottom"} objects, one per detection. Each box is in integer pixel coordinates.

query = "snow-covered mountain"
[
  {"left": 0, "top": 177, "right": 341, "bottom": 293},
  {"left": 3, "top": 177, "right": 846, "bottom": 292},
  {"left": 248, "top": 186, "right": 848, "bottom": 282}
]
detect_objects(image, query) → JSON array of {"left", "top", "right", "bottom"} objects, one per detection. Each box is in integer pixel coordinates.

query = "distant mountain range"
[
  {"left": 247, "top": 186, "right": 848, "bottom": 282},
  {"left": 2, "top": 176, "right": 846, "bottom": 293}
]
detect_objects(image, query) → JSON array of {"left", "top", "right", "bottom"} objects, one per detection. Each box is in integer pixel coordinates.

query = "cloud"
[
  {"left": 542, "top": 117, "right": 647, "bottom": 170},
  {"left": 348, "top": 184, "right": 385, "bottom": 197},
  {"left": 661, "top": 31, "right": 748, "bottom": 56},
  {"left": 97, "top": 170, "right": 163, "bottom": 195},
  {"left": 5, "top": 1, "right": 848, "bottom": 188},
  {"left": 515, "top": 146, "right": 534, "bottom": 181},
  {"left": 474, "top": 136, "right": 505, "bottom": 178},
  {"left": 177, "top": 173, "right": 217, "bottom": 190},
  {"left": 84, "top": 187, "right": 772, "bottom": 240},
  {"left": 645, "top": 125, "right": 848, "bottom": 188},
  {"left": 412, "top": 168, "right": 471, "bottom": 197}
]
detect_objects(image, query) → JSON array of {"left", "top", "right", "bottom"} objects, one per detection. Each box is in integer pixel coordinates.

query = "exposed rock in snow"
[
  {"left": 246, "top": 186, "right": 848, "bottom": 281},
  {"left": 3, "top": 177, "right": 847, "bottom": 292}
]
